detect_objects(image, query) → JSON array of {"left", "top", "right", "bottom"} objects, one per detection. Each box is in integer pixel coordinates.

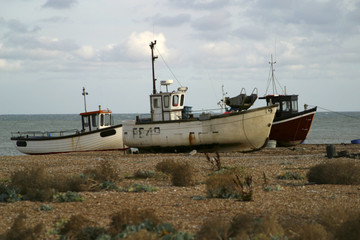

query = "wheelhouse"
[
  {"left": 80, "top": 106, "right": 112, "bottom": 132},
  {"left": 259, "top": 95, "right": 298, "bottom": 118},
  {"left": 150, "top": 80, "right": 188, "bottom": 121}
]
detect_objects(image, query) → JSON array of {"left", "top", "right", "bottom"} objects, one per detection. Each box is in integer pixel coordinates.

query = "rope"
[{"left": 307, "top": 105, "right": 360, "bottom": 120}]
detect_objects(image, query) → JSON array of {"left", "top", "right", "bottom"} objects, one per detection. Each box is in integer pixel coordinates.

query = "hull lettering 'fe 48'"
[
  {"left": 122, "top": 40, "right": 278, "bottom": 153},
  {"left": 11, "top": 88, "right": 127, "bottom": 155},
  {"left": 259, "top": 55, "right": 317, "bottom": 147}
]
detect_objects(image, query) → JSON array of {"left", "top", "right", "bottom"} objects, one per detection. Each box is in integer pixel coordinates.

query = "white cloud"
[
  {"left": 126, "top": 31, "right": 169, "bottom": 60},
  {"left": 76, "top": 45, "right": 95, "bottom": 59},
  {"left": 0, "top": 59, "right": 22, "bottom": 71}
]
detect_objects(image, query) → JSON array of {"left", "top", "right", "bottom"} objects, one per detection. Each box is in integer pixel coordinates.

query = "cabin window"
[
  {"left": 180, "top": 94, "right": 184, "bottom": 106},
  {"left": 92, "top": 115, "right": 98, "bottom": 128},
  {"left": 164, "top": 95, "right": 170, "bottom": 108},
  {"left": 105, "top": 114, "right": 111, "bottom": 126},
  {"left": 173, "top": 95, "right": 179, "bottom": 106},
  {"left": 153, "top": 98, "right": 160, "bottom": 108},
  {"left": 83, "top": 116, "right": 89, "bottom": 127},
  {"left": 282, "top": 101, "right": 291, "bottom": 111},
  {"left": 292, "top": 100, "right": 298, "bottom": 112}
]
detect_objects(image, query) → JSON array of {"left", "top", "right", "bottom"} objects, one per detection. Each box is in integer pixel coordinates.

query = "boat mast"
[
  {"left": 269, "top": 54, "right": 277, "bottom": 95},
  {"left": 218, "top": 84, "right": 227, "bottom": 113},
  {"left": 150, "top": 40, "right": 158, "bottom": 94},
  {"left": 82, "top": 87, "right": 88, "bottom": 112}
]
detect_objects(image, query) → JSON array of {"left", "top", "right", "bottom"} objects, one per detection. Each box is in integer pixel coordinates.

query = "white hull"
[
  {"left": 123, "top": 106, "right": 277, "bottom": 152},
  {"left": 11, "top": 125, "right": 127, "bottom": 155}
]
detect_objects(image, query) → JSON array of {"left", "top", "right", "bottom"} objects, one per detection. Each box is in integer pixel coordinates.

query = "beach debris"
[
  {"left": 188, "top": 149, "right": 197, "bottom": 156},
  {"left": 326, "top": 144, "right": 337, "bottom": 158},
  {"left": 326, "top": 144, "right": 360, "bottom": 159}
]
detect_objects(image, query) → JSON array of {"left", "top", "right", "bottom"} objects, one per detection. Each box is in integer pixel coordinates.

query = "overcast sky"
[{"left": 1, "top": 0, "right": 359, "bottom": 114}]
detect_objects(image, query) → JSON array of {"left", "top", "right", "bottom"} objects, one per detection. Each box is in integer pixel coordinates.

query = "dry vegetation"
[{"left": 0, "top": 144, "right": 360, "bottom": 239}]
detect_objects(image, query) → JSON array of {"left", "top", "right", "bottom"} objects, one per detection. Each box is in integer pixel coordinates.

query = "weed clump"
[
  {"left": 307, "top": 160, "right": 360, "bottom": 184},
  {"left": 2, "top": 213, "right": 44, "bottom": 240},
  {"left": 295, "top": 223, "right": 329, "bottom": 240},
  {"left": 83, "top": 159, "right": 120, "bottom": 182},
  {"left": 121, "top": 184, "right": 158, "bottom": 192},
  {"left": 56, "top": 209, "right": 194, "bottom": 239},
  {"left": 8, "top": 166, "right": 87, "bottom": 202},
  {"left": 155, "top": 159, "right": 195, "bottom": 186},
  {"left": 171, "top": 162, "right": 194, "bottom": 186},
  {"left": 81, "top": 159, "right": 122, "bottom": 191},
  {"left": 205, "top": 168, "right": 253, "bottom": 201},
  {"left": 155, "top": 159, "right": 178, "bottom": 175},
  {"left": 0, "top": 181, "right": 22, "bottom": 203},
  {"left": 133, "top": 170, "right": 156, "bottom": 179},
  {"left": 196, "top": 214, "right": 285, "bottom": 240},
  {"left": 53, "top": 191, "right": 85, "bottom": 202},
  {"left": 10, "top": 167, "right": 53, "bottom": 201},
  {"left": 204, "top": 152, "right": 222, "bottom": 171},
  {"left": 276, "top": 171, "right": 305, "bottom": 180},
  {"left": 59, "top": 214, "right": 107, "bottom": 240},
  {"left": 109, "top": 208, "right": 160, "bottom": 234}
]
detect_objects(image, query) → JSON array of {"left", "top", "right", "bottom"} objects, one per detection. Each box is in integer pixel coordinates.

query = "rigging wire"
[
  {"left": 154, "top": 46, "right": 183, "bottom": 87},
  {"left": 307, "top": 105, "right": 360, "bottom": 120}
]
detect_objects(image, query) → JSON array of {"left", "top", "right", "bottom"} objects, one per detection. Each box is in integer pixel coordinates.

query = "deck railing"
[{"left": 11, "top": 129, "right": 80, "bottom": 138}]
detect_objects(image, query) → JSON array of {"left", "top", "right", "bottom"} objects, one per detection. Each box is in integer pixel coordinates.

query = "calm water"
[{"left": 1, "top": 112, "right": 360, "bottom": 156}]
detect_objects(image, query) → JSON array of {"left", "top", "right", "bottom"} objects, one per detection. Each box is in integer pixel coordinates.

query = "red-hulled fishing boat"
[{"left": 259, "top": 55, "right": 317, "bottom": 146}]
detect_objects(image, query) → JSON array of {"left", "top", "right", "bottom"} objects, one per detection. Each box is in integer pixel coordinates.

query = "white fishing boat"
[
  {"left": 11, "top": 88, "right": 127, "bottom": 155},
  {"left": 122, "top": 40, "right": 277, "bottom": 152}
]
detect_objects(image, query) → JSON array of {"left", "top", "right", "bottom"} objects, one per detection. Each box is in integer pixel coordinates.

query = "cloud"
[
  {"left": 76, "top": 45, "right": 95, "bottom": 59},
  {"left": 150, "top": 13, "right": 191, "bottom": 27},
  {"left": 98, "top": 31, "right": 170, "bottom": 62},
  {"left": 3, "top": 33, "right": 79, "bottom": 52},
  {"left": 191, "top": 10, "right": 231, "bottom": 31},
  {"left": 40, "top": 16, "right": 69, "bottom": 23},
  {"left": 0, "top": 59, "right": 22, "bottom": 71},
  {"left": 168, "top": 0, "right": 230, "bottom": 10},
  {"left": 42, "top": 0, "right": 78, "bottom": 9}
]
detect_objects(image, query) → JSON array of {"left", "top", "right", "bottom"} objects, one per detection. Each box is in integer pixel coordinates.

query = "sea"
[{"left": 1, "top": 112, "right": 360, "bottom": 156}]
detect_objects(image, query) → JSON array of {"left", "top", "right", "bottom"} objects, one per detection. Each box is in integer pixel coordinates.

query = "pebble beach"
[{"left": 1, "top": 144, "right": 360, "bottom": 239}]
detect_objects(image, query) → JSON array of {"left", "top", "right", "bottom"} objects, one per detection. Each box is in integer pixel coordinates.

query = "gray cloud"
[
  {"left": 191, "top": 11, "right": 231, "bottom": 31},
  {"left": 42, "top": 0, "right": 78, "bottom": 9},
  {"left": 168, "top": 0, "right": 230, "bottom": 10},
  {"left": 151, "top": 13, "right": 191, "bottom": 27},
  {"left": 243, "top": 0, "right": 359, "bottom": 36},
  {"left": 40, "top": 16, "right": 69, "bottom": 23}
]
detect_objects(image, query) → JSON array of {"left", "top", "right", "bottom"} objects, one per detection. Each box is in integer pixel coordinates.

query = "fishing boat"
[
  {"left": 122, "top": 40, "right": 277, "bottom": 153},
  {"left": 258, "top": 55, "right": 317, "bottom": 147},
  {"left": 10, "top": 88, "right": 127, "bottom": 155}
]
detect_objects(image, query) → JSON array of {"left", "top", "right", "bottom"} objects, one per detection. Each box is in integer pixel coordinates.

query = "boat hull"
[
  {"left": 11, "top": 125, "right": 127, "bottom": 155},
  {"left": 122, "top": 105, "right": 277, "bottom": 152},
  {"left": 269, "top": 107, "right": 317, "bottom": 147}
]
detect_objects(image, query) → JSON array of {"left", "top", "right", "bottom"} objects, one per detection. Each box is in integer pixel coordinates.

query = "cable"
[
  {"left": 155, "top": 46, "right": 183, "bottom": 87},
  {"left": 306, "top": 105, "right": 360, "bottom": 120}
]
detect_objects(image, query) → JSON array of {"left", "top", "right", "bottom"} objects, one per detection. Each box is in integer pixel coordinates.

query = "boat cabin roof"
[
  {"left": 259, "top": 94, "right": 298, "bottom": 101},
  {"left": 80, "top": 109, "right": 112, "bottom": 116},
  {"left": 79, "top": 107, "right": 113, "bottom": 132}
]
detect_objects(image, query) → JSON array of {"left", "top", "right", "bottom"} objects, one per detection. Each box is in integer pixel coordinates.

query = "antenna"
[{"left": 82, "top": 87, "right": 88, "bottom": 112}]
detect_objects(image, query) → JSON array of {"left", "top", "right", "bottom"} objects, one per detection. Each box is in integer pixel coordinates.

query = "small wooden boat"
[
  {"left": 122, "top": 40, "right": 277, "bottom": 153},
  {"left": 351, "top": 139, "right": 360, "bottom": 144},
  {"left": 11, "top": 88, "right": 127, "bottom": 155},
  {"left": 258, "top": 55, "right": 317, "bottom": 146}
]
